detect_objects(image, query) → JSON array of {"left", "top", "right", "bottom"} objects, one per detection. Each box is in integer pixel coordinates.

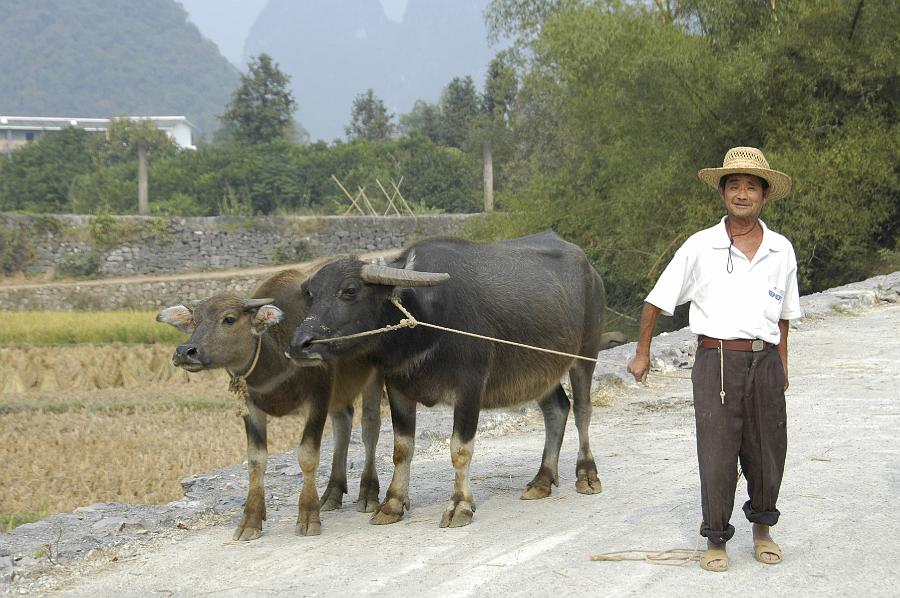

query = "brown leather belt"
[{"left": 698, "top": 335, "right": 770, "bottom": 352}]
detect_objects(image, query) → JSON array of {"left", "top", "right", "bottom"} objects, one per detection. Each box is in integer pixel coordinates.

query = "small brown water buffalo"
[
  {"left": 157, "top": 269, "right": 383, "bottom": 540},
  {"left": 288, "top": 231, "right": 606, "bottom": 528}
]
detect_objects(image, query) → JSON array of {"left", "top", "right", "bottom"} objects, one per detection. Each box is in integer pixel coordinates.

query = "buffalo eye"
[
  {"left": 340, "top": 286, "right": 359, "bottom": 300},
  {"left": 223, "top": 315, "right": 237, "bottom": 325}
]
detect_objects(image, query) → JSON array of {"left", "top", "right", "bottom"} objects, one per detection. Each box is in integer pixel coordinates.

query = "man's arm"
[
  {"left": 627, "top": 302, "right": 662, "bottom": 383},
  {"left": 777, "top": 318, "right": 790, "bottom": 391}
]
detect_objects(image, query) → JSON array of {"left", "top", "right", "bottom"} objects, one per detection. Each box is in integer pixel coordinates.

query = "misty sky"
[
  {"left": 178, "top": 0, "right": 493, "bottom": 140},
  {"left": 180, "top": 0, "right": 410, "bottom": 66}
]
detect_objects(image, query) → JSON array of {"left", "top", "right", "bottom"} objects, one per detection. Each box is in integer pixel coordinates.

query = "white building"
[{"left": 0, "top": 116, "right": 196, "bottom": 154}]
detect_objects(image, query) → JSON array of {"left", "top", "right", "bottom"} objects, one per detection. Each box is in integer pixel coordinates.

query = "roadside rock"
[{"left": 593, "top": 270, "right": 900, "bottom": 386}]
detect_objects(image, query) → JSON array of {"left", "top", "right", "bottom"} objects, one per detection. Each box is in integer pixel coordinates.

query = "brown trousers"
[{"left": 692, "top": 343, "right": 787, "bottom": 544}]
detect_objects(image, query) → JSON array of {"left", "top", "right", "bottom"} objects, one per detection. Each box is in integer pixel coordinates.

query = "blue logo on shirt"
[{"left": 768, "top": 290, "right": 783, "bottom": 301}]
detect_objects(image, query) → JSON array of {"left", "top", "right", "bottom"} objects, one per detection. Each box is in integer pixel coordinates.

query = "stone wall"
[
  {"left": 0, "top": 271, "right": 272, "bottom": 311},
  {"left": 0, "top": 213, "right": 479, "bottom": 310},
  {"left": 0, "top": 213, "right": 474, "bottom": 278}
]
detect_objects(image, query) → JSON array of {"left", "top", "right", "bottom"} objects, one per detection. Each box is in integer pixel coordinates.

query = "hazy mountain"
[
  {"left": 243, "top": 0, "right": 494, "bottom": 141},
  {"left": 0, "top": 0, "right": 239, "bottom": 135},
  {"left": 177, "top": 0, "right": 267, "bottom": 67}
]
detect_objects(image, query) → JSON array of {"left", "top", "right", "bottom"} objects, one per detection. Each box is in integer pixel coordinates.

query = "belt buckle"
[{"left": 751, "top": 339, "right": 765, "bottom": 352}]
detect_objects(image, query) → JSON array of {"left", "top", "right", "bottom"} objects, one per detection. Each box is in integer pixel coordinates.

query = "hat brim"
[{"left": 698, "top": 167, "right": 792, "bottom": 201}]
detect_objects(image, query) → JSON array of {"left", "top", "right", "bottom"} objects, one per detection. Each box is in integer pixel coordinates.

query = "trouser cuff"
[
  {"left": 700, "top": 523, "right": 735, "bottom": 544},
  {"left": 743, "top": 500, "right": 780, "bottom": 526}
]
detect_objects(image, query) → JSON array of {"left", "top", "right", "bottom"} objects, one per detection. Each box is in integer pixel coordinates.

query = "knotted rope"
[
  {"left": 590, "top": 530, "right": 702, "bottom": 566},
  {"left": 226, "top": 335, "right": 263, "bottom": 418}
]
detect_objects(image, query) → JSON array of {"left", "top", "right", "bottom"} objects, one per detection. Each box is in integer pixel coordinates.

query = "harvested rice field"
[{"left": 0, "top": 342, "right": 308, "bottom": 532}]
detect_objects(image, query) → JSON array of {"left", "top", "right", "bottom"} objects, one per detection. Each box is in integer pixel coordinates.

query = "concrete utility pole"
[
  {"left": 137, "top": 144, "right": 149, "bottom": 215},
  {"left": 483, "top": 139, "right": 494, "bottom": 212}
]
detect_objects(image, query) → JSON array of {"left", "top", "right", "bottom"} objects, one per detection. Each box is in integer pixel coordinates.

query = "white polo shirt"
[{"left": 645, "top": 217, "right": 802, "bottom": 344}]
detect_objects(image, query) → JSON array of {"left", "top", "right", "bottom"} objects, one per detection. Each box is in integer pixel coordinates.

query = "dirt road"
[{"left": 8, "top": 275, "right": 900, "bottom": 597}]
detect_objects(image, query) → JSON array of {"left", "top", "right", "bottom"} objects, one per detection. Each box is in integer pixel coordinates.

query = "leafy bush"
[{"left": 0, "top": 226, "right": 34, "bottom": 275}]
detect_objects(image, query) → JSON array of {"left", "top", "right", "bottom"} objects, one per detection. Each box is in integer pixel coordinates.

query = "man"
[{"left": 627, "top": 147, "right": 801, "bottom": 572}]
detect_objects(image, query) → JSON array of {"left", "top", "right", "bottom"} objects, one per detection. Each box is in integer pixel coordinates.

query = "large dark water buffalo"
[
  {"left": 288, "top": 231, "right": 606, "bottom": 527},
  {"left": 157, "top": 268, "right": 383, "bottom": 540}
]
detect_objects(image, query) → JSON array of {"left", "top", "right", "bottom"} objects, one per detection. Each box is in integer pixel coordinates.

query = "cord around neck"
[{"left": 725, "top": 217, "right": 760, "bottom": 274}]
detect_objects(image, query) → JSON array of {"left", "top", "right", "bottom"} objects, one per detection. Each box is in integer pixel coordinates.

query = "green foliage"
[
  {"left": 399, "top": 100, "right": 443, "bottom": 142},
  {"left": 0, "top": 128, "right": 96, "bottom": 212},
  {"left": 438, "top": 76, "right": 482, "bottom": 149},
  {"left": 0, "top": 0, "right": 238, "bottom": 134},
  {"left": 58, "top": 251, "right": 105, "bottom": 279},
  {"left": 88, "top": 213, "right": 138, "bottom": 249},
  {"left": 486, "top": 0, "right": 899, "bottom": 308},
  {"left": 0, "top": 225, "right": 35, "bottom": 275},
  {"left": 346, "top": 89, "right": 395, "bottom": 141},
  {"left": 221, "top": 54, "right": 297, "bottom": 145},
  {"left": 94, "top": 119, "right": 177, "bottom": 165},
  {"left": 69, "top": 162, "right": 137, "bottom": 214},
  {"left": 58, "top": 134, "right": 480, "bottom": 216}
]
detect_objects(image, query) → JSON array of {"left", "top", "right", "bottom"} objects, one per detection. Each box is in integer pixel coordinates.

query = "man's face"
[{"left": 719, "top": 174, "right": 768, "bottom": 221}]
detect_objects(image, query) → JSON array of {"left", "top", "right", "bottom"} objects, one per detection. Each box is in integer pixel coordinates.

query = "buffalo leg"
[
  {"left": 571, "top": 361, "right": 602, "bottom": 494},
  {"left": 371, "top": 386, "right": 415, "bottom": 525},
  {"left": 439, "top": 391, "right": 480, "bottom": 528},
  {"left": 234, "top": 401, "right": 267, "bottom": 541},
  {"left": 522, "top": 385, "right": 570, "bottom": 500},
  {"left": 320, "top": 405, "right": 352, "bottom": 511},
  {"left": 357, "top": 375, "right": 383, "bottom": 513},
  {"left": 295, "top": 401, "right": 328, "bottom": 536}
]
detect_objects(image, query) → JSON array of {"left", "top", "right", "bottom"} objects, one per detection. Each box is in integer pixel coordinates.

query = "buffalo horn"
[
  {"left": 244, "top": 297, "right": 275, "bottom": 310},
  {"left": 360, "top": 264, "right": 450, "bottom": 287}
]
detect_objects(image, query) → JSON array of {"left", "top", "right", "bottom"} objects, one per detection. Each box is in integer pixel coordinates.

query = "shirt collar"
[{"left": 711, "top": 217, "right": 779, "bottom": 253}]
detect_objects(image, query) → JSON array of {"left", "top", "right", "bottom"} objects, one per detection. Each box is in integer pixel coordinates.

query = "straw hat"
[{"left": 698, "top": 147, "right": 792, "bottom": 201}]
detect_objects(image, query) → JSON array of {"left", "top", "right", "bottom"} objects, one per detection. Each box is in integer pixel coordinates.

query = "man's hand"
[
  {"left": 778, "top": 319, "right": 790, "bottom": 392},
  {"left": 627, "top": 354, "right": 650, "bottom": 383},
  {"left": 627, "top": 303, "right": 662, "bottom": 385},
  {"left": 782, "top": 359, "right": 789, "bottom": 391}
]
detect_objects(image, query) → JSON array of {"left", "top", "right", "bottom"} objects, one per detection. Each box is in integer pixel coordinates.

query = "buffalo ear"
[
  {"left": 156, "top": 305, "right": 194, "bottom": 333},
  {"left": 250, "top": 304, "right": 284, "bottom": 335}
]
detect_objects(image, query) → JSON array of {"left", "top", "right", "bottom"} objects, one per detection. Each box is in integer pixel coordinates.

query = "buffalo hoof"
[
  {"left": 520, "top": 482, "right": 552, "bottom": 500},
  {"left": 575, "top": 472, "right": 603, "bottom": 495},
  {"left": 295, "top": 514, "right": 322, "bottom": 536},
  {"left": 439, "top": 499, "right": 475, "bottom": 528},
  {"left": 320, "top": 485, "right": 344, "bottom": 512},
  {"left": 232, "top": 525, "right": 262, "bottom": 542},
  {"left": 356, "top": 495, "right": 380, "bottom": 513},
  {"left": 370, "top": 495, "right": 408, "bottom": 525}
]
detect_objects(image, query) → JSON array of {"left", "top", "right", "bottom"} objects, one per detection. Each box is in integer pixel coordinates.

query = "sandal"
[
  {"left": 754, "top": 540, "right": 783, "bottom": 565},
  {"left": 699, "top": 547, "right": 729, "bottom": 572}
]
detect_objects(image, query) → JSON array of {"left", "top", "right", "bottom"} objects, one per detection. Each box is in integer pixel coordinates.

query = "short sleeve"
[
  {"left": 645, "top": 241, "right": 695, "bottom": 317},
  {"left": 780, "top": 244, "right": 802, "bottom": 320}
]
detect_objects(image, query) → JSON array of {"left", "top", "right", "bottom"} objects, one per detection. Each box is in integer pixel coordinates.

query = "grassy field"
[
  {"left": 0, "top": 310, "right": 186, "bottom": 346},
  {"left": 0, "top": 311, "right": 329, "bottom": 532}
]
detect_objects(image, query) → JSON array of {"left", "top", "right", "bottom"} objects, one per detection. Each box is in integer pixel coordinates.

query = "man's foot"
[
  {"left": 752, "top": 523, "right": 783, "bottom": 565},
  {"left": 699, "top": 540, "right": 728, "bottom": 572}
]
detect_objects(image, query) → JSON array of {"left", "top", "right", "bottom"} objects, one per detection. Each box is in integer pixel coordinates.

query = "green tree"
[
  {"left": 478, "top": 0, "right": 899, "bottom": 310},
  {"left": 399, "top": 100, "right": 442, "bottom": 142},
  {"left": 98, "top": 119, "right": 177, "bottom": 214},
  {"left": 0, "top": 127, "right": 96, "bottom": 212},
  {"left": 345, "top": 89, "right": 395, "bottom": 141},
  {"left": 221, "top": 54, "right": 297, "bottom": 145},
  {"left": 438, "top": 76, "right": 482, "bottom": 149},
  {"left": 473, "top": 52, "right": 519, "bottom": 210}
]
